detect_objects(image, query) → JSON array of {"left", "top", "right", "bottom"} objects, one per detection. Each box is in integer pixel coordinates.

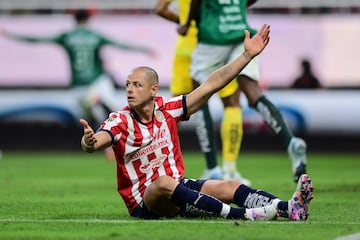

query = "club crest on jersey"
[
  {"left": 155, "top": 110, "right": 165, "bottom": 122},
  {"left": 104, "top": 116, "right": 120, "bottom": 128},
  {"left": 106, "top": 117, "right": 115, "bottom": 123}
]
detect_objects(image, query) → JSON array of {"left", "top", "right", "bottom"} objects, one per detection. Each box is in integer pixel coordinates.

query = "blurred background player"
[
  {"left": 180, "top": 0, "right": 307, "bottom": 183},
  {"left": 154, "top": 0, "right": 223, "bottom": 180},
  {"left": 1, "top": 9, "right": 154, "bottom": 159},
  {"left": 291, "top": 58, "right": 322, "bottom": 89}
]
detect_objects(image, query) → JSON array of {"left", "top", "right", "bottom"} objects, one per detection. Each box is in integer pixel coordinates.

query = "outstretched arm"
[
  {"left": 186, "top": 24, "right": 270, "bottom": 116},
  {"left": 1, "top": 29, "right": 58, "bottom": 43},
  {"left": 106, "top": 38, "right": 155, "bottom": 57},
  {"left": 79, "top": 118, "right": 112, "bottom": 153}
]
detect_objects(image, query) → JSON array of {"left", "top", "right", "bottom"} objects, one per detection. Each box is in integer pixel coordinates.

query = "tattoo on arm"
[{"left": 219, "top": 66, "right": 233, "bottom": 79}]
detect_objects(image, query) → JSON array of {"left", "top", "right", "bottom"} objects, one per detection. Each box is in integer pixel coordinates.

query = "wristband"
[{"left": 81, "top": 136, "right": 94, "bottom": 149}]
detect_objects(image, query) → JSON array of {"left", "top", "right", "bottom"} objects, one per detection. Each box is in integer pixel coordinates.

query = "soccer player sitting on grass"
[{"left": 80, "top": 24, "right": 314, "bottom": 220}]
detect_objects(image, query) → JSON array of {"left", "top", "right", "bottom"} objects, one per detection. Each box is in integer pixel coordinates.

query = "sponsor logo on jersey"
[{"left": 139, "top": 154, "right": 167, "bottom": 173}]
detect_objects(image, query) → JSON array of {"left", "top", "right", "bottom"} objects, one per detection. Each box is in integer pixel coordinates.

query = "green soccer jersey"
[
  {"left": 54, "top": 26, "right": 109, "bottom": 86},
  {"left": 197, "top": 0, "right": 257, "bottom": 45},
  {"left": 6, "top": 25, "right": 151, "bottom": 86}
]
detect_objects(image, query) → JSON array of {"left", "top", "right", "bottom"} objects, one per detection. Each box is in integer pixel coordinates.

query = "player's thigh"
[
  {"left": 170, "top": 35, "right": 197, "bottom": 95},
  {"left": 237, "top": 76, "right": 263, "bottom": 106},
  {"left": 170, "top": 54, "right": 193, "bottom": 95}
]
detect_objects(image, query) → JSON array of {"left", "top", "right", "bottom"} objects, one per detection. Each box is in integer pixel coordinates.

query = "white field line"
[
  {"left": 336, "top": 233, "right": 360, "bottom": 240},
  {"left": 0, "top": 218, "right": 359, "bottom": 225}
]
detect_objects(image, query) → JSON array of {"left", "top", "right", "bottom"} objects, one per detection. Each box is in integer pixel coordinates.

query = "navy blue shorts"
[{"left": 130, "top": 177, "right": 206, "bottom": 219}]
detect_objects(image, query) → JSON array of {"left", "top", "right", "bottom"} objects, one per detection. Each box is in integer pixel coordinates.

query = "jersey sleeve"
[
  {"left": 162, "top": 95, "right": 190, "bottom": 122},
  {"left": 102, "top": 34, "right": 152, "bottom": 54},
  {"left": 97, "top": 111, "right": 127, "bottom": 145}
]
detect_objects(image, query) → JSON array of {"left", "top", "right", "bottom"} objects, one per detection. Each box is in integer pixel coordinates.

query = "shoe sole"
[
  {"left": 299, "top": 174, "right": 314, "bottom": 204},
  {"left": 289, "top": 174, "right": 314, "bottom": 221},
  {"left": 298, "top": 174, "right": 314, "bottom": 220}
]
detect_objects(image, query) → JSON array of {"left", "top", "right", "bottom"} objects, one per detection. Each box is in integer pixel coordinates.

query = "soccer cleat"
[
  {"left": 288, "top": 174, "right": 314, "bottom": 221},
  {"left": 245, "top": 204, "right": 277, "bottom": 221},
  {"left": 288, "top": 137, "right": 307, "bottom": 182},
  {"left": 199, "top": 166, "right": 223, "bottom": 180},
  {"left": 222, "top": 170, "right": 251, "bottom": 186}
]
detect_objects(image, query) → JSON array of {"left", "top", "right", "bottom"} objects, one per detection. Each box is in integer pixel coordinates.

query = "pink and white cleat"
[{"left": 288, "top": 174, "right": 314, "bottom": 221}]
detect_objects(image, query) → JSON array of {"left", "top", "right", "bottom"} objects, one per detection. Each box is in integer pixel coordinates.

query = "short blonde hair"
[{"left": 131, "top": 66, "right": 159, "bottom": 85}]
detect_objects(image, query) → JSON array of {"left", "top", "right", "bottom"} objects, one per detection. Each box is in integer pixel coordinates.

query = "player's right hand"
[
  {"left": 79, "top": 118, "right": 97, "bottom": 146},
  {"left": 177, "top": 24, "right": 189, "bottom": 36}
]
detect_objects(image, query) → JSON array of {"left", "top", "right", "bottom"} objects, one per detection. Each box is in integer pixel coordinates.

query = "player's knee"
[
  {"left": 221, "top": 90, "right": 240, "bottom": 107},
  {"left": 152, "top": 175, "right": 178, "bottom": 195},
  {"left": 224, "top": 179, "right": 242, "bottom": 191},
  {"left": 222, "top": 96, "right": 240, "bottom": 107}
]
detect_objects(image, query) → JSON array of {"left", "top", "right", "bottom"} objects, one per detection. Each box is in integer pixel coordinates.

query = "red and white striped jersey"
[{"left": 98, "top": 95, "right": 188, "bottom": 214}]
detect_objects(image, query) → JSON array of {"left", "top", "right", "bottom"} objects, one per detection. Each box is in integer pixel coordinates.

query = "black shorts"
[{"left": 130, "top": 177, "right": 206, "bottom": 219}]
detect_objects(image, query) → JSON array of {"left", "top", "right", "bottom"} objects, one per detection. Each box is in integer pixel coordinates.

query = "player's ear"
[{"left": 151, "top": 84, "right": 158, "bottom": 97}]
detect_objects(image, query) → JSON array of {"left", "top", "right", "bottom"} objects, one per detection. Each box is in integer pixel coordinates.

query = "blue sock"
[
  {"left": 233, "top": 184, "right": 278, "bottom": 208},
  {"left": 171, "top": 183, "right": 246, "bottom": 219},
  {"left": 278, "top": 201, "right": 288, "bottom": 212}
]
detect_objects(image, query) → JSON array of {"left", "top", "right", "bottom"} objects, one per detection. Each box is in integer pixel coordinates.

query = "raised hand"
[{"left": 244, "top": 24, "right": 270, "bottom": 59}]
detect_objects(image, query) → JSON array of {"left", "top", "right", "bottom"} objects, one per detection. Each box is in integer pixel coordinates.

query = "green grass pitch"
[{"left": 0, "top": 151, "right": 359, "bottom": 240}]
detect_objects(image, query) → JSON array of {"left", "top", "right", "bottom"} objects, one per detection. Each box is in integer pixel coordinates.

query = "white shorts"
[
  {"left": 73, "top": 74, "right": 119, "bottom": 112},
  {"left": 190, "top": 42, "right": 260, "bottom": 84}
]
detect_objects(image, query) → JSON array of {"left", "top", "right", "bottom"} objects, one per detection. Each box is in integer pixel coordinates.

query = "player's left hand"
[{"left": 244, "top": 24, "right": 270, "bottom": 59}]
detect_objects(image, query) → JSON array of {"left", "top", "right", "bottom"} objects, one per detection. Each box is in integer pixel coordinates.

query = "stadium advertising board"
[
  {"left": 0, "top": 89, "right": 359, "bottom": 135},
  {"left": 0, "top": 14, "right": 359, "bottom": 88}
]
